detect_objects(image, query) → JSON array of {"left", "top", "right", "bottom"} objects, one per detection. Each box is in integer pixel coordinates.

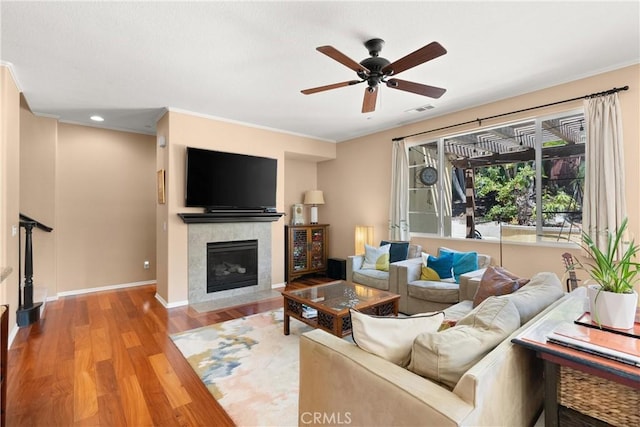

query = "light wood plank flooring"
[{"left": 7, "top": 276, "right": 332, "bottom": 426}]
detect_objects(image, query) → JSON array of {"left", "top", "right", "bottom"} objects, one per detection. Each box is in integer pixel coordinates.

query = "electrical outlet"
[
  {"left": 12, "top": 225, "right": 18, "bottom": 236},
  {"left": 144, "top": 260, "right": 150, "bottom": 270}
]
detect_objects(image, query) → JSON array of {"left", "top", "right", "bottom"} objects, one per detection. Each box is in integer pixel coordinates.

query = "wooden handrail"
[{"left": 19, "top": 213, "right": 52, "bottom": 232}]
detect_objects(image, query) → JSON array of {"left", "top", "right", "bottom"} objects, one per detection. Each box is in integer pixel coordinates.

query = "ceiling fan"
[{"left": 301, "top": 38, "right": 447, "bottom": 113}]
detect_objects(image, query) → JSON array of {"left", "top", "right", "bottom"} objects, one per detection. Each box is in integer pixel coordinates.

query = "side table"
[{"left": 512, "top": 287, "right": 640, "bottom": 426}]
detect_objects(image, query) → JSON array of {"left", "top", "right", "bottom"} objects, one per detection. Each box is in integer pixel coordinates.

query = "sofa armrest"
[
  {"left": 346, "top": 255, "right": 364, "bottom": 282},
  {"left": 459, "top": 268, "right": 487, "bottom": 301},
  {"left": 396, "top": 257, "right": 422, "bottom": 283},
  {"left": 394, "top": 258, "right": 422, "bottom": 312},
  {"left": 299, "top": 329, "right": 474, "bottom": 427},
  {"left": 452, "top": 293, "right": 569, "bottom": 426}
]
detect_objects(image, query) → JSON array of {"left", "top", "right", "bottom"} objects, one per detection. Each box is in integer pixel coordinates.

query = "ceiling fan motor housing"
[{"left": 360, "top": 56, "right": 390, "bottom": 88}]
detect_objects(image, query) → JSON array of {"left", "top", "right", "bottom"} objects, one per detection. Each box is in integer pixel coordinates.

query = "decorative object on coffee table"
[{"left": 571, "top": 217, "right": 639, "bottom": 329}]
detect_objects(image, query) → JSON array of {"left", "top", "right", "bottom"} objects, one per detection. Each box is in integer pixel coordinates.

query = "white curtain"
[
  {"left": 389, "top": 139, "right": 410, "bottom": 241},
  {"left": 583, "top": 93, "right": 627, "bottom": 253}
]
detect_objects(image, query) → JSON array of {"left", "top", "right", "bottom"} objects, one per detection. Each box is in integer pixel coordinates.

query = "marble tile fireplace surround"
[{"left": 181, "top": 210, "right": 285, "bottom": 305}]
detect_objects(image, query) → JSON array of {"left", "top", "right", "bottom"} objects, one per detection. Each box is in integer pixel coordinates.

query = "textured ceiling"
[{"left": 1, "top": 1, "right": 639, "bottom": 142}]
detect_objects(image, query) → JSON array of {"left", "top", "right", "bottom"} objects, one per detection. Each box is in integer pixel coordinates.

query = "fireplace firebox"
[{"left": 207, "top": 240, "right": 258, "bottom": 293}]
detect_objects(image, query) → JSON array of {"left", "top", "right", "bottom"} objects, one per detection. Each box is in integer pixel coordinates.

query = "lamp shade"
[
  {"left": 355, "top": 225, "right": 374, "bottom": 255},
  {"left": 304, "top": 190, "right": 325, "bottom": 205}
]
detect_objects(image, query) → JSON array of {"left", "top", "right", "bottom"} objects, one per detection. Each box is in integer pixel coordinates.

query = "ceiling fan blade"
[
  {"left": 362, "top": 87, "right": 378, "bottom": 113},
  {"left": 317, "top": 46, "right": 370, "bottom": 73},
  {"left": 386, "top": 78, "right": 446, "bottom": 99},
  {"left": 301, "top": 80, "right": 362, "bottom": 95},
  {"left": 382, "top": 41, "right": 447, "bottom": 76}
]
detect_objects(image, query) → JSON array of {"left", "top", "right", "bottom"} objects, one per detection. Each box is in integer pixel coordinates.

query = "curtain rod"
[{"left": 392, "top": 85, "right": 629, "bottom": 142}]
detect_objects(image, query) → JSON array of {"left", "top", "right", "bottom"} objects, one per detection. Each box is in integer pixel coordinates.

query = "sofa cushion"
[
  {"left": 409, "top": 297, "right": 520, "bottom": 389},
  {"left": 408, "top": 280, "right": 459, "bottom": 304},
  {"left": 473, "top": 266, "right": 530, "bottom": 307},
  {"left": 350, "top": 309, "right": 444, "bottom": 367},
  {"left": 443, "top": 300, "right": 474, "bottom": 321},
  {"left": 439, "top": 248, "right": 479, "bottom": 283},
  {"left": 362, "top": 244, "right": 390, "bottom": 271},
  {"left": 353, "top": 270, "right": 390, "bottom": 291},
  {"left": 380, "top": 240, "right": 410, "bottom": 263},
  {"left": 499, "top": 271, "right": 564, "bottom": 324}
]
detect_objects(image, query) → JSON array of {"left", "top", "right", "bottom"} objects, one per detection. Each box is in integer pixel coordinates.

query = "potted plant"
[{"left": 574, "top": 217, "right": 639, "bottom": 329}]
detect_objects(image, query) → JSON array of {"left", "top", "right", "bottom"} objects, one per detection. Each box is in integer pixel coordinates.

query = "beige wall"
[
  {"left": 1, "top": 65, "right": 22, "bottom": 330},
  {"left": 20, "top": 97, "right": 57, "bottom": 296},
  {"left": 157, "top": 111, "right": 336, "bottom": 304},
  {"left": 284, "top": 156, "right": 318, "bottom": 224},
  {"left": 156, "top": 116, "right": 170, "bottom": 303},
  {"left": 320, "top": 64, "right": 640, "bottom": 285},
  {"left": 56, "top": 124, "right": 156, "bottom": 292}
]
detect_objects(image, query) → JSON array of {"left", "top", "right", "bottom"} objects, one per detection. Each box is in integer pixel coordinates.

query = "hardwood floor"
[{"left": 6, "top": 275, "right": 334, "bottom": 426}]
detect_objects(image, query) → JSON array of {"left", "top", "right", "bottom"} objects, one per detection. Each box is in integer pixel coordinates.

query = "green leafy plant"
[{"left": 575, "top": 217, "right": 640, "bottom": 294}]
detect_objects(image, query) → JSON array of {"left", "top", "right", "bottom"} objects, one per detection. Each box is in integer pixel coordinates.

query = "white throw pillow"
[
  {"left": 361, "top": 244, "right": 391, "bottom": 271},
  {"left": 350, "top": 309, "right": 444, "bottom": 367},
  {"left": 408, "top": 297, "right": 520, "bottom": 388}
]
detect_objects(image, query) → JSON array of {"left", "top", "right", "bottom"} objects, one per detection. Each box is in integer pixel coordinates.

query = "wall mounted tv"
[{"left": 185, "top": 147, "right": 277, "bottom": 212}]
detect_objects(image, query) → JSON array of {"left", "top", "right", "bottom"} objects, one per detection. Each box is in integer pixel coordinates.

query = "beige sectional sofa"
[{"left": 299, "top": 272, "right": 565, "bottom": 427}]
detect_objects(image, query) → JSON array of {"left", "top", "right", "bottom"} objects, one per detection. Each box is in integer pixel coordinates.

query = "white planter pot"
[{"left": 587, "top": 284, "right": 638, "bottom": 330}]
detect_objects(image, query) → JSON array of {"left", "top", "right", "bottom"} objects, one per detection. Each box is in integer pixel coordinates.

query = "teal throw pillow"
[
  {"left": 426, "top": 252, "right": 454, "bottom": 279},
  {"left": 440, "top": 248, "right": 479, "bottom": 283},
  {"left": 380, "top": 240, "right": 410, "bottom": 263}
]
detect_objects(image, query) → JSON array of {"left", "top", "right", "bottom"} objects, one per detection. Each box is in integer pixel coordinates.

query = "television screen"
[{"left": 185, "top": 147, "right": 277, "bottom": 211}]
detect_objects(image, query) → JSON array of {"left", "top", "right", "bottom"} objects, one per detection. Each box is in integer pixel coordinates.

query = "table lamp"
[{"left": 304, "top": 190, "right": 325, "bottom": 224}]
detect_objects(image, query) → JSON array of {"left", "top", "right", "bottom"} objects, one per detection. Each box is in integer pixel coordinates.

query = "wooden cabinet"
[{"left": 285, "top": 224, "right": 329, "bottom": 282}]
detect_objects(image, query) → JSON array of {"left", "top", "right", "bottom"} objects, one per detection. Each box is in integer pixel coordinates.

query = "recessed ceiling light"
[{"left": 90, "top": 115, "right": 104, "bottom": 122}]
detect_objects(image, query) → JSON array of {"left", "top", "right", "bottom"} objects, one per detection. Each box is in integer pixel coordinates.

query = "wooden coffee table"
[{"left": 281, "top": 280, "right": 399, "bottom": 337}]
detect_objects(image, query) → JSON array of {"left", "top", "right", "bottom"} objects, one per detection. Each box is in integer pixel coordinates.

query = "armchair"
[
  {"left": 394, "top": 250, "right": 491, "bottom": 314},
  {"left": 347, "top": 243, "right": 422, "bottom": 293}
]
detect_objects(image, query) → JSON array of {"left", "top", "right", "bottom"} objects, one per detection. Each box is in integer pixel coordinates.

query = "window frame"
[{"left": 407, "top": 108, "right": 584, "bottom": 247}]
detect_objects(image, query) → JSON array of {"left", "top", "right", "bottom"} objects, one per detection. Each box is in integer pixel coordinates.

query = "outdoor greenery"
[{"left": 474, "top": 159, "right": 581, "bottom": 226}]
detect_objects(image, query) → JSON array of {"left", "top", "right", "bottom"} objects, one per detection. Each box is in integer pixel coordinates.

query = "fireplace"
[
  {"left": 187, "top": 222, "right": 273, "bottom": 304},
  {"left": 207, "top": 240, "right": 258, "bottom": 292}
]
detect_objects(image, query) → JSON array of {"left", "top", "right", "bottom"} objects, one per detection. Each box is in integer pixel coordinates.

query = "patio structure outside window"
[{"left": 408, "top": 110, "right": 585, "bottom": 244}]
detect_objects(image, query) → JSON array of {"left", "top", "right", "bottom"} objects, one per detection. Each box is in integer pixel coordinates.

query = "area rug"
[{"left": 170, "top": 308, "right": 312, "bottom": 427}]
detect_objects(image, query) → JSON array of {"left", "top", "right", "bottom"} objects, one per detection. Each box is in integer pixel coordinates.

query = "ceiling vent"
[{"left": 405, "top": 104, "right": 435, "bottom": 113}]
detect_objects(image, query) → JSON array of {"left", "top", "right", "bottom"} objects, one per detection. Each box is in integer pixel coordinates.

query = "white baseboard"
[
  {"left": 8, "top": 325, "right": 19, "bottom": 349},
  {"left": 56, "top": 280, "right": 156, "bottom": 298},
  {"left": 154, "top": 292, "right": 188, "bottom": 308},
  {"left": 271, "top": 282, "right": 286, "bottom": 289}
]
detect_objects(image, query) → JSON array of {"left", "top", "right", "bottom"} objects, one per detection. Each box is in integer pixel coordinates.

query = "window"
[{"left": 408, "top": 110, "right": 585, "bottom": 244}]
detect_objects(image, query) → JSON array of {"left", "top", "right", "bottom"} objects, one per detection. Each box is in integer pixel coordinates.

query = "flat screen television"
[{"left": 185, "top": 147, "right": 277, "bottom": 212}]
